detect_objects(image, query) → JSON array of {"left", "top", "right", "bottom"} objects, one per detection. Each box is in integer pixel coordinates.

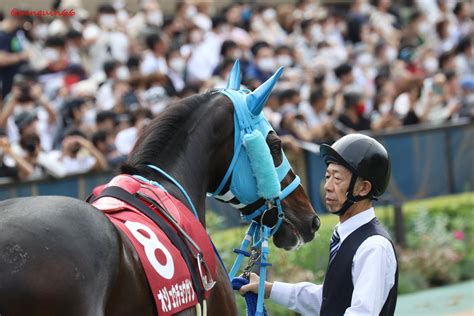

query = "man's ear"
[{"left": 356, "top": 179, "right": 372, "bottom": 197}]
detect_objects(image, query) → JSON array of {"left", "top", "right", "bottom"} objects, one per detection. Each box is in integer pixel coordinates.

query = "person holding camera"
[
  {"left": 0, "top": 78, "right": 57, "bottom": 151},
  {"left": 52, "top": 129, "right": 108, "bottom": 176},
  {"left": 16, "top": 132, "right": 69, "bottom": 180},
  {"left": 0, "top": 131, "right": 34, "bottom": 181}
]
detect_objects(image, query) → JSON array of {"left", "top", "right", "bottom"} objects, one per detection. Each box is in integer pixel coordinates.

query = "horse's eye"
[{"left": 269, "top": 138, "right": 282, "bottom": 154}]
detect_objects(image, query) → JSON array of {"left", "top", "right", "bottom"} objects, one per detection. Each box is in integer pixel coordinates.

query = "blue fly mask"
[{"left": 209, "top": 60, "right": 301, "bottom": 233}]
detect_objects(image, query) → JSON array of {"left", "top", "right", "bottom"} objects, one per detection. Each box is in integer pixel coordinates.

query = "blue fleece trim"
[{"left": 243, "top": 130, "right": 281, "bottom": 200}]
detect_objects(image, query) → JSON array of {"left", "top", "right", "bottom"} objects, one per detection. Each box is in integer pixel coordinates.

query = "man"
[
  {"left": 241, "top": 133, "right": 398, "bottom": 315},
  {"left": 337, "top": 91, "right": 372, "bottom": 132}
]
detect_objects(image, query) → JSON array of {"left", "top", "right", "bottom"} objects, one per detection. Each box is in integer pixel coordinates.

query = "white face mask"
[
  {"left": 33, "top": 23, "right": 48, "bottom": 40},
  {"left": 99, "top": 14, "right": 117, "bottom": 30},
  {"left": 379, "top": 102, "right": 391, "bottom": 114},
  {"left": 357, "top": 53, "right": 373, "bottom": 67},
  {"left": 385, "top": 46, "right": 398, "bottom": 62},
  {"left": 44, "top": 48, "right": 60, "bottom": 63},
  {"left": 116, "top": 66, "right": 130, "bottom": 80},
  {"left": 360, "top": 2, "right": 371, "bottom": 14},
  {"left": 311, "top": 24, "right": 321, "bottom": 39},
  {"left": 262, "top": 8, "right": 276, "bottom": 22},
  {"left": 276, "top": 55, "right": 293, "bottom": 67},
  {"left": 146, "top": 10, "right": 163, "bottom": 26},
  {"left": 257, "top": 57, "right": 276, "bottom": 72},
  {"left": 185, "top": 5, "right": 197, "bottom": 18},
  {"left": 170, "top": 58, "right": 185, "bottom": 73},
  {"left": 417, "top": 22, "right": 430, "bottom": 35},
  {"left": 423, "top": 57, "right": 439, "bottom": 74}
]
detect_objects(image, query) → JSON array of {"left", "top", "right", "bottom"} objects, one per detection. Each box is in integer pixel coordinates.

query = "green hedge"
[{"left": 209, "top": 192, "right": 473, "bottom": 315}]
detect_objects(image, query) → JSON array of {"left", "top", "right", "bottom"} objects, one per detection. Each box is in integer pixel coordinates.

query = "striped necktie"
[{"left": 329, "top": 228, "right": 341, "bottom": 263}]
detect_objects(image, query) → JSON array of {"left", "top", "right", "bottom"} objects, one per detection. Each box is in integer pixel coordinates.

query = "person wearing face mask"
[
  {"left": 0, "top": 15, "right": 30, "bottom": 99},
  {"left": 165, "top": 47, "right": 186, "bottom": 93},
  {"left": 89, "top": 4, "right": 129, "bottom": 74},
  {"left": 53, "top": 98, "right": 89, "bottom": 149},
  {"left": 422, "top": 53, "right": 439, "bottom": 76},
  {"left": 40, "top": 36, "right": 70, "bottom": 74},
  {"left": 15, "top": 132, "right": 67, "bottom": 180},
  {"left": 244, "top": 41, "right": 276, "bottom": 84},
  {"left": 455, "top": 36, "right": 474, "bottom": 77},
  {"left": 251, "top": 6, "right": 286, "bottom": 46},
  {"left": 53, "top": 129, "right": 108, "bottom": 176},
  {"left": 299, "top": 87, "right": 340, "bottom": 143},
  {"left": 337, "top": 91, "right": 372, "bottom": 132},
  {"left": 127, "top": 0, "right": 163, "bottom": 38},
  {"left": 92, "top": 130, "right": 126, "bottom": 169},
  {"left": 213, "top": 40, "right": 246, "bottom": 76},
  {"left": 0, "top": 133, "right": 34, "bottom": 182},
  {"left": 96, "top": 60, "right": 122, "bottom": 111},
  {"left": 140, "top": 33, "right": 168, "bottom": 76},
  {"left": 240, "top": 134, "right": 398, "bottom": 316},
  {"left": 371, "top": 92, "right": 401, "bottom": 130},
  {"left": 65, "top": 29, "right": 89, "bottom": 68},
  {"left": 374, "top": 42, "right": 397, "bottom": 67},
  {"left": 275, "top": 45, "right": 294, "bottom": 68}
]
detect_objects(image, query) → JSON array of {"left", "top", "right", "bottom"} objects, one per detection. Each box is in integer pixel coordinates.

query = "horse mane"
[{"left": 122, "top": 91, "right": 217, "bottom": 173}]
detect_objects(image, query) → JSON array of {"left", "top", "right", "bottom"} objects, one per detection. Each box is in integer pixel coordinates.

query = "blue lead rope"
[
  {"left": 230, "top": 223, "right": 273, "bottom": 316},
  {"left": 232, "top": 277, "right": 268, "bottom": 316},
  {"left": 229, "top": 222, "right": 258, "bottom": 279}
]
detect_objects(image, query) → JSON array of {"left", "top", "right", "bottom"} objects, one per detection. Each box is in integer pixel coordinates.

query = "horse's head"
[{"left": 209, "top": 60, "right": 320, "bottom": 250}]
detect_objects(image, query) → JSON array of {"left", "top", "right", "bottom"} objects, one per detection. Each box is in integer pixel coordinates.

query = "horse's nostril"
[{"left": 311, "top": 215, "right": 320, "bottom": 233}]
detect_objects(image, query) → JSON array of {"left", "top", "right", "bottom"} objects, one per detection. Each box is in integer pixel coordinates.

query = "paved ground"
[{"left": 395, "top": 280, "right": 474, "bottom": 315}]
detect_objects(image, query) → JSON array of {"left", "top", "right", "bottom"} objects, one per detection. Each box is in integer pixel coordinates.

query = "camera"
[
  {"left": 70, "top": 141, "right": 81, "bottom": 154},
  {"left": 18, "top": 84, "right": 32, "bottom": 103},
  {"left": 13, "top": 75, "right": 32, "bottom": 103}
]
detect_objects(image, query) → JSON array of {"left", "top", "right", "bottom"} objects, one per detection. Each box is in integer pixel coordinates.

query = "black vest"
[{"left": 320, "top": 218, "right": 398, "bottom": 316}]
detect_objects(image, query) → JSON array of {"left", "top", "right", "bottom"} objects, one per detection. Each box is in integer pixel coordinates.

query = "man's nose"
[{"left": 324, "top": 179, "right": 331, "bottom": 191}]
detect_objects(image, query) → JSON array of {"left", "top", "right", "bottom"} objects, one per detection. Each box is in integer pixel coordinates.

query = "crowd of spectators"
[{"left": 0, "top": 0, "right": 472, "bottom": 182}]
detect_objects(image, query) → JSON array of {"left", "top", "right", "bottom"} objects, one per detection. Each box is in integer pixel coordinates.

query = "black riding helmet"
[{"left": 320, "top": 134, "right": 391, "bottom": 214}]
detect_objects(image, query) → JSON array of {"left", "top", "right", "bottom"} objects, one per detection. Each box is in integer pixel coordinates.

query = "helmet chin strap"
[{"left": 333, "top": 174, "right": 370, "bottom": 216}]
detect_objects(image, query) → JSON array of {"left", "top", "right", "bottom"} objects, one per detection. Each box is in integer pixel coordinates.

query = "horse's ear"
[
  {"left": 226, "top": 59, "right": 241, "bottom": 90},
  {"left": 246, "top": 67, "right": 284, "bottom": 115}
]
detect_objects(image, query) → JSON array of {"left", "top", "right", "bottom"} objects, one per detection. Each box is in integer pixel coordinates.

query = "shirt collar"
[{"left": 335, "top": 207, "right": 375, "bottom": 243}]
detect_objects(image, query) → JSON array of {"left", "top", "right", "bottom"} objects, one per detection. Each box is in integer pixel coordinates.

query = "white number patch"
[{"left": 125, "top": 220, "right": 175, "bottom": 279}]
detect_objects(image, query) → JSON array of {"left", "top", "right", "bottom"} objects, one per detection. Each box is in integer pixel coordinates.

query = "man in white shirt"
[
  {"left": 140, "top": 33, "right": 168, "bottom": 76},
  {"left": 241, "top": 133, "right": 398, "bottom": 316}
]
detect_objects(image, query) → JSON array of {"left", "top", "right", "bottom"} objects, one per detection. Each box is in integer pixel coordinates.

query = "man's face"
[{"left": 324, "top": 163, "right": 352, "bottom": 212}]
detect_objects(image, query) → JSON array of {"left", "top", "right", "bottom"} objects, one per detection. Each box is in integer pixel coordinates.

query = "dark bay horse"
[{"left": 0, "top": 65, "right": 320, "bottom": 315}]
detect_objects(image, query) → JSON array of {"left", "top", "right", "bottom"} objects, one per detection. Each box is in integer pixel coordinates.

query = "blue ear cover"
[
  {"left": 243, "top": 130, "right": 281, "bottom": 199},
  {"left": 226, "top": 59, "right": 241, "bottom": 90}
]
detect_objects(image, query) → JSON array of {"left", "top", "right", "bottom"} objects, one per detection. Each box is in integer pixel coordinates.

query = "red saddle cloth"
[{"left": 92, "top": 175, "right": 216, "bottom": 315}]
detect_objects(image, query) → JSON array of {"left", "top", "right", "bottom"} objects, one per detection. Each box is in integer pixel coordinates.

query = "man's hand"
[
  {"left": 0, "top": 137, "right": 12, "bottom": 154},
  {"left": 239, "top": 273, "right": 273, "bottom": 299},
  {"left": 9, "top": 86, "right": 21, "bottom": 102}
]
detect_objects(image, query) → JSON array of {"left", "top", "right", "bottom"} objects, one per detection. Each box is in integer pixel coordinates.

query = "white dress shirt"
[{"left": 270, "top": 208, "right": 397, "bottom": 316}]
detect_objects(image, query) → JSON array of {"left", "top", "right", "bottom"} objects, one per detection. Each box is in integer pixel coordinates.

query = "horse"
[{"left": 0, "top": 62, "right": 320, "bottom": 316}]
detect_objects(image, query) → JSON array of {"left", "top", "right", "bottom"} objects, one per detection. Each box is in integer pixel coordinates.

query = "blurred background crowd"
[{"left": 0, "top": 0, "right": 472, "bottom": 182}]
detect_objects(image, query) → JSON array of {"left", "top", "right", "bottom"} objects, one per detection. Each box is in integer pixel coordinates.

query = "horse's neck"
[{"left": 151, "top": 137, "right": 214, "bottom": 227}]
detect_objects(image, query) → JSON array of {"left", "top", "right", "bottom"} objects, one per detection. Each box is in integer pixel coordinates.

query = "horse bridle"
[
  {"left": 209, "top": 88, "right": 301, "bottom": 236},
  {"left": 210, "top": 81, "right": 301, "bottom": 316}
]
